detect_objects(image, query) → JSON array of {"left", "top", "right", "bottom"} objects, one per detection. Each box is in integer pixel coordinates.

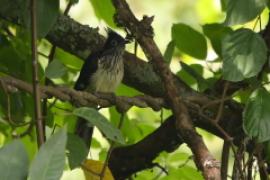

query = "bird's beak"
[{"left": 124, "top": 39, "right": 131, "bottom": 44}]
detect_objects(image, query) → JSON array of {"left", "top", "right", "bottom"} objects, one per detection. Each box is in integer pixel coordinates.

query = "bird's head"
[{"left": 103, "top": 28, "right": 130, "bottom": 50}]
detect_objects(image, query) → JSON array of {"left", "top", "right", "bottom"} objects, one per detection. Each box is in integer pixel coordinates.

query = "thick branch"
[
  {"left": 109, "top": 116, "right": 182, "bottom": 179},
  {"left": 108, "top": 102, "right": 246, "bottom": 179},
  {"left": 111, "top": 0, "right": 220, "bottom": 179}
]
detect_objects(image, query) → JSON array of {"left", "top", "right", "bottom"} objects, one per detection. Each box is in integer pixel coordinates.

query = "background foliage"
[{"left": 0, "top": 0, "right": 270, "bottom": 179}]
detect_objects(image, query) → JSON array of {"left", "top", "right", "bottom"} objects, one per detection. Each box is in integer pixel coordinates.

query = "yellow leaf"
[{"left": 81, "top": 159, "right": 114, "bottom": 180}]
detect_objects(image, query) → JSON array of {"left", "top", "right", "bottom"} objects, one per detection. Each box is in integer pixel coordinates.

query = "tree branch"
[
  {"left": 111, "top": 0, "right": 220, "bottom": 179},
  {"left": 0, "top": 76, "right": 167, "bottom": 112},
  {"left": 2, "top": 6, "right": 269, "bottom": 179},
  {"left": 30, "top": 0, "right": 45, "bottom": 147}
]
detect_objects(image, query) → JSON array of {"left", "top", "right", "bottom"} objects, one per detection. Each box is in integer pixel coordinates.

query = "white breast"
[{"left": 90, "top": 58, "right": 124, "bottom": 93}]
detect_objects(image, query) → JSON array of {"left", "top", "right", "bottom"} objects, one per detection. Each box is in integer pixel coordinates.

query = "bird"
[{"left": 74, "top": 29, "right": 129, "bottom": 147}]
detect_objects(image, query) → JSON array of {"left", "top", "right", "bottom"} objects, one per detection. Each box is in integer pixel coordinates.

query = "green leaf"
[
  {"left": 55, "top": 48, "right": 83, "bottom": 70},
  {"left": 45, "top": 59, "right": 67, "bottom": 79},
  {"left": 73, "top": 107, "right": 125, "bottom": 144},
  {"left": 172, "top": 23, "right": 207, "bottom": 59},
  {"left": 203, "top": 23, "right": 232, "bottom": 56},
  {"left": 36, "top": 0, "right": 59, "bottom": 38},
  {"left": 220, "top": 0, "right": 228, "bottom": 11},
  {"left": 0, "top": 0, "right": 59, "bottom": 38},
  {"left": 0, "top": 0, "right": 29, "bottom": 26},
  {"left": 180, "top": 62, "right": 210, "bottom": 92},
  {"left": 224, "top": 0, "right": 267, "bottom": 25},
  {"left": 0, "top": 140, "right": 28, "bottom": 180},
  {"left": 28, "top": 129, "right": 67, "bottom": 180},
  {"left": 163, "top": 41, "right": 175, "bottom": 64},
  {"left": 67, "top": 133, "right": 88, "bottom": 169},
  {"left": 222, "top": 28, "right": 267, "bottom": 82},
  {"left": 160, "top": 166, "right": 203, "bottom": 180},
  {"left": 0, "top": 46, "right": 26, "bottom": 77},
  {"left": 109, "top": 107, "right": 140, "bottom": 144},
  {"left": 243, "top": 88, "right": 270, "bottom": 142},
  {"left": 177, "top": 69, "right": 198, "bottom": 90},
  {"left": 89, "top": 0, "right": 116, "bottom": 28}
]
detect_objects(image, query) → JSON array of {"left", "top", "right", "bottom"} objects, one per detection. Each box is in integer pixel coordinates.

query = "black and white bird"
[{"left": 74, "top": 29, "right": 129, "bottom": 147}]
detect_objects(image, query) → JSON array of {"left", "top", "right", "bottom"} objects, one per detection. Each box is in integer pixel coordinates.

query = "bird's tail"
[{"left": 75, "top": 117, "right": 93, "bottom": 148}]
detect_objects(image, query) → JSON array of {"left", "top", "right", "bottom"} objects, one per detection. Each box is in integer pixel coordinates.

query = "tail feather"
[{"left": 75, "top": 117, "right": 93, "bottom": 148}]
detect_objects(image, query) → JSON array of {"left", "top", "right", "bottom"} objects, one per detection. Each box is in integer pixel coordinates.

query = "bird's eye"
[{"left": 111, "top": 40, "right": 117, "bottom": 46}]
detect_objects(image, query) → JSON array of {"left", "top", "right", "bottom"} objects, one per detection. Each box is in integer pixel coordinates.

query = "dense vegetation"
[{"left": 0, "top": 0, "right": 270, "bottom": 179}]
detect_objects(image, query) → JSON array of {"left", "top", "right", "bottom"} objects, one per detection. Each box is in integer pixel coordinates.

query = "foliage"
[{"left": 0, "top": 0, "right": 269, "bottom": 179}]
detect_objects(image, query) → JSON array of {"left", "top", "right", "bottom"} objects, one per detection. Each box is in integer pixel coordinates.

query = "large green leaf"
[
  {"left": 243, "top": 88, "right": 270, "bottom": 142},
  {"left": 28, "top": 129, "right": 67, "bottom": 180},
  {"left": 36, "top": 0, "right": 59, "bottom": 38},
  {"left": 73, "top": 107, "right": 125, "bottom": 144},
  {"left": 222, "top": 28, "right": 267, "bottom": 82},
  {"left": 0, "top": 140, "right": 29, "bottom": 180},
  {"left": 203, "top": 23, "right": 232, "bottom": 56},
  {"left": 172, "top": 23, "right": 207, "bottom": 59},
  {"left": 89, "top": 0, "right": 116, "bottom": 28},
  {"left": 224, "top": 0, "right": 267, "bottom": 25},
  {"left": 66, "top": 133, "right": 88, "bottom": 169}
]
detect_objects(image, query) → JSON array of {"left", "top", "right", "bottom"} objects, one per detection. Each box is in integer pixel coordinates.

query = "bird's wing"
[{"left": 74, "top": 52, "right": 99, "bottom": 91}]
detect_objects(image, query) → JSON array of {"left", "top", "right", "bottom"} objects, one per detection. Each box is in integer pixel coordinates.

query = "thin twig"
[
  {"left": 199, "top": 106, "right": 245, "bottom": 179},
  {"left": 38, "top": 51, "right": 48, "bottom": 58},
  {"left": 3, "top": 26, "right": 14, "bottom": 37},
  {"left": 134, "top": 41, "right": 138, "bottom": 57},
  {"left": 152, "top": 163, "right": 168, "bottom": 175},
  {"left": 200, "top": 96, "right": 232, "bottom": 115},
  {"left": 246, "top": 153, "right": 254, "bottom": 180},
  {"left": 12, "top": 122, "right": 34, "bottom": 138},
  {"left": 63, "top": 1, "right": 74, "bottom": 15},
  {"left": 0, "top": 79, "right": 33, "bottom": 128},
  {"left": 100, "top": 113, "right": 125, "bottom": 180},
  {"left": 214, "top": 82, "right": 229, "bottom": 122},
  {"left": 253, "top": 16, "right": 261, "bottom": 30},
  {"left": 178, "top": 156, "right": 193, "bottom": 168},
  {"left": 160, "top": 108, "right": 163, "bottom": 124},
  {"left": 31, "top": 0, "right": 45, "bottom": 147}
]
